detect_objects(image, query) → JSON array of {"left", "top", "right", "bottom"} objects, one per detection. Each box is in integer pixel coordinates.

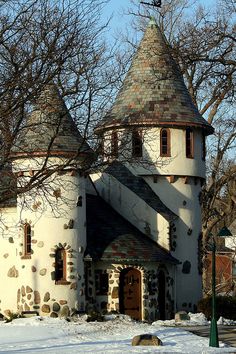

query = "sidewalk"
[{"left": 182, "top": 325, "right": 236, "bottom": 348}]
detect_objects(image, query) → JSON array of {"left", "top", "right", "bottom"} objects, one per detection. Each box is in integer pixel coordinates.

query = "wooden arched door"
[{"left": 119, "top": 268, "right": 141, "bottom": 320}]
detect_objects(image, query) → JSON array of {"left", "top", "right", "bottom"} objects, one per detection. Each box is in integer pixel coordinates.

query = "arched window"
[
  {"left": 55, "top": 248, "right": 67, "bottom": 283},
  {"left": 24, "top": 223, "right": 31, "bottom": 256},
  {"left": 160, "top": 128, "right": 171, "bottom": 156},
  {"left": 111, "top": 131, "right": 118, "bottom": 157},
  {"left": 132, "top": 130, "right": 142, "bottom": 157},
  {"left": 186, "top": 128, "right": 194, "bottom": 158}
]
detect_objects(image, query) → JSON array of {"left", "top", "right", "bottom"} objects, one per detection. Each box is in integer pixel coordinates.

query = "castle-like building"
[{"left": 0, "top": 19, "right": 213, "bottom": 321}]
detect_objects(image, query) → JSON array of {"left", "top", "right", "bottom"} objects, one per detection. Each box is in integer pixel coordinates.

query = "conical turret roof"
[
  {"left": 12, "top": 84, "right": 93, "bottom": 159},
  {"left": 95, "top": 18, "right": 213, "bottom": 135}
]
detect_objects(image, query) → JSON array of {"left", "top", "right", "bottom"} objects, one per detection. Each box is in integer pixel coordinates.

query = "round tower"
[
  {"left": 6, "top": 84, "right": 93, "bottom": 317},
  {"left": 94, "top": 19, "right": 214, "bottom": 312}
]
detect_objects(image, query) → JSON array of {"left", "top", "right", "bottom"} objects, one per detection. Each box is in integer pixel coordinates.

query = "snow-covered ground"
[{"left": 0, "top": 313, "right": 235, "bottom": 354}]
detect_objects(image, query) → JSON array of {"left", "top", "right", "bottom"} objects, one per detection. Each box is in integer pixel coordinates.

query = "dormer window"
[
  {"left": 160, "top": 128, "right": 171, "bottom": 157},
  {"left": 111, "top": 131, "right": 118, "bottom": 157},
  {"left": 132, "top": 130, "right": 142, "bottom": 158},
  {"left": 186, "top": 128, "right": 194, "bottom": 158}
]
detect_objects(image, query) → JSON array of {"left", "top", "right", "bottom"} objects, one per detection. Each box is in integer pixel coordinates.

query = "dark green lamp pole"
[
  {"left": 209, "top": 234, "right": 219, "bottom": 347},
  {"left": 209, "top": 226, "right": 232, "bottom": 347}
]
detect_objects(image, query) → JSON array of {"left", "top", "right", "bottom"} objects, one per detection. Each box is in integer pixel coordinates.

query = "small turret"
[
  {"left": 7, "top": 84, "right": 89, "bottom": 317},
  {"left": 12, "top": 84, "right": 93, "bottom": 165}
]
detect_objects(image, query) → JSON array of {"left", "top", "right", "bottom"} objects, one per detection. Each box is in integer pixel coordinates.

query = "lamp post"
[
  {"left": 209, "top": 233, "right": 219, "bottom": 347},
  {"left": 209, "top": 226, "right": 232, "bottom": 347}
]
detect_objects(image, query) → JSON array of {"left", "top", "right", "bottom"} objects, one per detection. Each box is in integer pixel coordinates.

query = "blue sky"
[{"left": 102, "top": 0, "right": 216, "bottom": 41}]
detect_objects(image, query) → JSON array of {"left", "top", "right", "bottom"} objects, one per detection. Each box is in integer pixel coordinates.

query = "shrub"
[
  {"left": 86, "top": 310, "right": 104, "bottom": 322},
  {"left": 197, "top": 296, "right": 236, "bottom": 320}
]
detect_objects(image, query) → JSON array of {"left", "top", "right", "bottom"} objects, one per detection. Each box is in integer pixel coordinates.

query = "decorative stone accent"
[
  {"left": 37, "top": 241, "right": 44, "bottom": 248},
  {"left": 21, "top": 286, "right": 26, "bottom": 296},
  {"left": 24, "top": 303, "right": 30, "bottom": 311},
  {"left": 59, "top": 300, "right": 67, "bottom": 305},
  {"left": 31, "top": 266, "right": 37, "bottom": 272},
  {"left": 61, "top": 305, "right": 70, "bottom": 317},
  {"left": 52, "top": 302, "right": 60, "bottom": 312},
  {"left": 50, "top": 312, "right": 58, "bottom": 318},
  {"left": 4, "top": 309, "right": 11, "bottom": 317},
  {"left": 44, "top": 292, "right": 50, "bottom": 302},
  {"left": 41, "top": 304, "right": 50, "bottom": 313},
  {"left": 7, "top": 266, "right": 19, "bottom": 278},
  {"left": 31, "top": 239, "right": 37, "bottom": 244},
  {"left": 27, "top": 294, "right": 31, "bottom": 300},
  {"left": 70, "top": 282, "right": 77, "bottom": 290},
  {"left": 8, "top": 237, "right": 14, "bottom": 243},
  {"left": 111, "top": 287, "right": 119, "bottom": 299},
  {"left": 17, "top": 289, "right": 20, "bottom": 303},
  {"left": 33, "top": 305, "right": 40, "bottom": 309},
  {"left": 26, "top": 286, "right": 33, "bottom": 293},
  {"left": 39, "top": 268, "right": 47, "bottom": 276},
  {"left": 132, "top": 334, "right": 163, "bottom": 346},
  {"left": 175, "top": 311, "right": 190, "bottom": 322},
  {"left": 3, "top": 253, "right": 9, "bottom": 258},
  {"left": 34, "top": 291, "right": 41, "bottom": 304}
]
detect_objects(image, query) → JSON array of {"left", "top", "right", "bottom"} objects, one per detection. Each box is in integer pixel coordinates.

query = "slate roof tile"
[
  {"left": 12, "top": 84, "right": 93, "bottom": 159},
  {"left": 85, "top": 193, "right": 179, "bottom": 264},
  {"left": 96, "top": 19, "right": 213, "bottom": 135}
]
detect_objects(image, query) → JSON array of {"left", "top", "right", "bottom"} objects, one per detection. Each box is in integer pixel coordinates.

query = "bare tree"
[{"left": 0, "top": 0, "right": 127, "bottom": 208}]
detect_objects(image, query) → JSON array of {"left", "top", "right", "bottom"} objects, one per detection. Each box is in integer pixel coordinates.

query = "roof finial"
[{"left": 149, "top": 16, "right": 157, "bottom": 26}]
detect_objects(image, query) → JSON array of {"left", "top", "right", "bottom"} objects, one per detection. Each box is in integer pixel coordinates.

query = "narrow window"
[
  {"left": 160, "top": 128, "right": 171, "bottom": 156},
  {"left": 95, "top": 271, "right": 109, "bottom": 295},
  {"left": 55, "top": 248, "right": 67, "bottom": 283},
  {"left": 202, "top": 134, "right": 206, "bottom": 161},
  {"left": 132, "top": 130, "right": 142, "bottom": 157},
  {"left": 99, "top": 137, "right": 104, "bottom": 157},
  {"left": 24, "top": 223, "right": 31, "bottom": 256},
  {"left": 111, "top": 131, "right": 118, "bottom": 157},
  {"left": 186, "top": 128, "right": 194, "bottom": 158}
]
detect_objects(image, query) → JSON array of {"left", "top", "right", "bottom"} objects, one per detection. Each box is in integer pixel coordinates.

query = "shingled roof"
[
  {"left": 104, "top": 161, "right": 177, "bottom": 221},
  {"left": 12, "top": 84, "right": 93, "bottom": 159},
  {"left": 85, "top": 193, "right": 179, "bottom": 264},
  {"left": 95, "top": 18, "right": 213, "bottom": 135}
]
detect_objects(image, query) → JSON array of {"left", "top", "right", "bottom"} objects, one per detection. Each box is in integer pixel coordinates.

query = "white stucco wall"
[
  {"left": 90, "top": 172, "right": 170, "bottom": 250},
  {"left": 145, "top": 175, "right": 203, "bottom": 311},
  {"left": 103, "top": 127, "right": 206, "bottom": 178},
  {"left": 99, "top": 125, "right": 205, "bottom": 312},
  {"left": 0, "top": 159, "right": 87, "bottom": 317}
]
